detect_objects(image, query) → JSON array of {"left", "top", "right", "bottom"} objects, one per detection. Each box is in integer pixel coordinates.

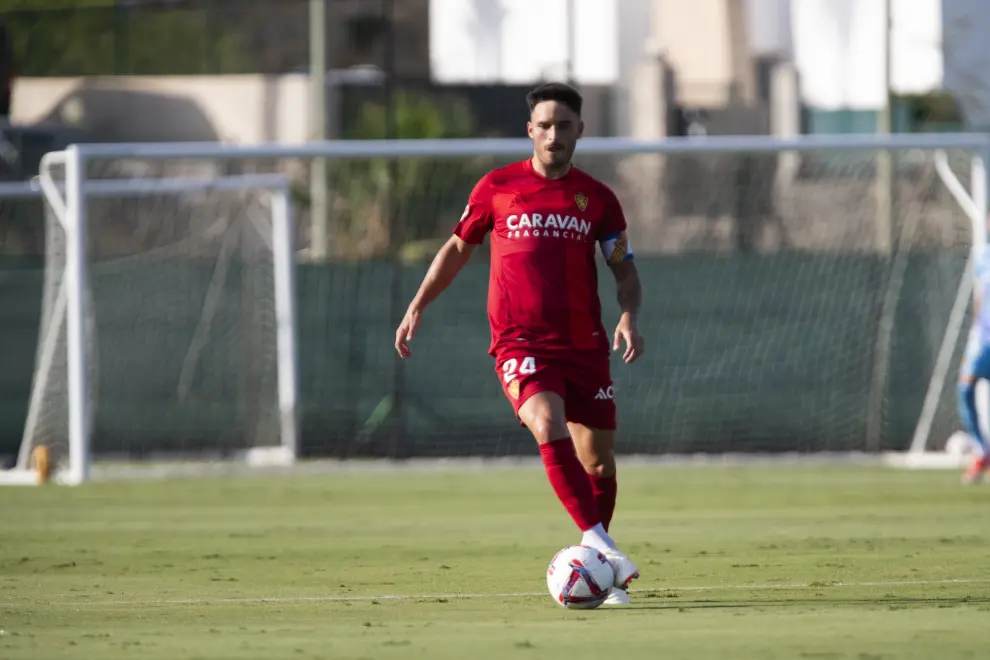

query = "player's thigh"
[
  {"left": 972, "top": 345, "right": 990, "bottom": 381},
  {"left": 495, "top": 354, "right": 567, "bottom": 443},
  {"left": 961, "top": 342, "right": 990, "bottom": 384},
  {"left": 567, "top": 422, "right": 616, "bottom": 477},
  {"left": 519, "top": 392, "right": 569, "bottom": 444}
]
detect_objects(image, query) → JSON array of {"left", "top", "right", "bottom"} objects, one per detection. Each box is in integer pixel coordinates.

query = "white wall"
[
  {"left": 429, "top": 0, "right": 619, "bottom": 84},
  {"left": 790, "top": 0, "right": 941, "bottom": 110},
  {"left": 12, "top": 75, "right": 312, "bottom": 145},
  {"left": 747, "top": 0, "right": 793, "bottom": 58},
  {"left": 614, "top": 0, "right": 653, "bottom": 137},
  {"left": 428, "top": 0, "right": 948, "bottom": 132}
]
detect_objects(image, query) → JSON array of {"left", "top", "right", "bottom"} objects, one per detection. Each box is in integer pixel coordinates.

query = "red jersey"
[{"left": 454, "top": 158, "right": 633, "bottom": 357}]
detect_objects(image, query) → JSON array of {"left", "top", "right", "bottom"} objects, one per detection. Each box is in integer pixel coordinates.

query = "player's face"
[{"left": 527, "top": 100, "right": 584, "bottom": 171}]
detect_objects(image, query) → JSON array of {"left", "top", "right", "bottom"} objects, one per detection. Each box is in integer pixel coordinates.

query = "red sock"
[
  {"left": 588, "top": 473, "right": 617, "bottom": 532},
  {"left": 539, "top": 437, "right": 601, "bottom": 531}
]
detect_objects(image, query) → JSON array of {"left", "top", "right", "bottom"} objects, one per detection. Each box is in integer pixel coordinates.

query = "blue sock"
[{"left": 957, "top": 382, "right": 990, "bottom": 454}]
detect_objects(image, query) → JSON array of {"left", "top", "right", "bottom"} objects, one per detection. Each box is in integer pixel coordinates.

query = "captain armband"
[{"left": 599, "top": 231, "right": 634, "bottom": 265}]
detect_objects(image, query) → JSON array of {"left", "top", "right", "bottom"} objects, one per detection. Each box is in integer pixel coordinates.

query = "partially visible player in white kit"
[{"left": 958, "top": 248, "right": 990, "bottom": 484}]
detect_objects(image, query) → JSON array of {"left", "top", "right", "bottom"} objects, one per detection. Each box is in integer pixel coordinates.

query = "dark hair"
[{"left": 526, "top": 82, "right": 582, "bottom": 116}]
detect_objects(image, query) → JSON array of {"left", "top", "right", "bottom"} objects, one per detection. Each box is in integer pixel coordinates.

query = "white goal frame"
[
  {"left": 0, "top": 153, "right": 300, "bottom": 486},
  {"left": 3, "top": 133, "right": 989, "bottom": 484}
]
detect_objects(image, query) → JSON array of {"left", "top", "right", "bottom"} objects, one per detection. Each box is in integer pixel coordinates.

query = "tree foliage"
[
  {"left": 321, "top": 90, "right": 491, "bottom": 259},
  {"left": 2, "top": 0, "right": 249, "bottom": 76}
]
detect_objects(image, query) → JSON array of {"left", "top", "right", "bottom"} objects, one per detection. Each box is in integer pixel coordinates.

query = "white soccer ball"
[
  {"left": 945, "top": 431, "right": 975, "bottom": 458},
  {"left": 546, "top": 544, "right": 614, "bottom": 609}
]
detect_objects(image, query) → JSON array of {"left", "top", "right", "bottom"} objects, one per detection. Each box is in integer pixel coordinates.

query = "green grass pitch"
[{"left": 1, "top": 464, "right": 988, "bottom": 659}]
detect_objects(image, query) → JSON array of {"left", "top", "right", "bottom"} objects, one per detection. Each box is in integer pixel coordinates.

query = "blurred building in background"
[
  {"left": 0, "top": 0, "right": 982, "bottom": 264},
  {"left": 0, "top": 0, "right": 978, "bottom": 150}
]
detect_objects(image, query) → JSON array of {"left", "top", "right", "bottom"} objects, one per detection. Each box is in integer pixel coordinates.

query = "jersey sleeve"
[
  {"left": 597, "top": 186, "right": 634, "bottom": 266},
  {"left": 453, "top": 174, "right": 495, "bottom": 244}
]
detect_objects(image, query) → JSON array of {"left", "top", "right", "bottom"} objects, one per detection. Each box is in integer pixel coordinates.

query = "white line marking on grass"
[{"left": 2, "top": 578, "right": 988, "bottom": 609}]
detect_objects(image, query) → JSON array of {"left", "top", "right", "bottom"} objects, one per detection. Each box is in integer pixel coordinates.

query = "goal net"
[
  {"left": 0, "top": 156, "right": 298, "bottom": 485},
  {"left": 2, "top": 135, "right": 985, "bottom": 484},
  {"left": 312, "top": 136, "right": 980, "bottom": 466}
]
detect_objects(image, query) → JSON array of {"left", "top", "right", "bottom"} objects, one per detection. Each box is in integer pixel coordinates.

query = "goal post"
[
  {"left": 4, "top": 133, "right": 990, "bottom": 484},
  {"left": 0, "top": 152, "right": 300, "bottom": 486},
  {"left": 889, "top": 150, "right": 988, "bottom": 469}
]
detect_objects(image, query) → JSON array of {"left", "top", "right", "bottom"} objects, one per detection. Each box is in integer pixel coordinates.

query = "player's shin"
[
  {"left": 538, "top": 438, "right": 609, "bottom": 541},
  {"left": 588, "top": 472, "right": 617, "bottom": 532},
  {"left": 957, "top": 382, "right": 990, "bottom": 454}
]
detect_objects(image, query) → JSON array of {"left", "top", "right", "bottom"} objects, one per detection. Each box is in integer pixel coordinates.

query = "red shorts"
[{"left": 495, "top": 350, "right": 616, "bottom": 430}]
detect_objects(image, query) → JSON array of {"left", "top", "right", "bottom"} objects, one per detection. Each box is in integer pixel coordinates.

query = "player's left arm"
[
  {"left": 608, "top": 253, "right": 643, "bottom": 364},
  {"left": 598, "top": 189, "right": 644, "bottom": 364}
]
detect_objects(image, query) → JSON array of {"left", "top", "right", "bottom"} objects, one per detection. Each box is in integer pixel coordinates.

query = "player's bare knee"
[
  {"left": 582, "top": 453, "right": 615, "bottom": 478},
  {"left": 528, "top": 413, "right": 568, "bottom": 444},
  {"left": 520, "top": 394, "right": 568, "bottom": 443},
  {"left": 524, "top": 409, "right": 566, "bottom": 444},
  {"left": 569, "top": 425, "right": 616, "bottom": 475}
]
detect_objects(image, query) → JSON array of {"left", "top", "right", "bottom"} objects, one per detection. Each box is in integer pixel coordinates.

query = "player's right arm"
[
  {"left": 394, "top": 174, "right": 495, "bottom": 359},
  {"left": 395, "top": 236, "right": 476, "bottom": 358}
]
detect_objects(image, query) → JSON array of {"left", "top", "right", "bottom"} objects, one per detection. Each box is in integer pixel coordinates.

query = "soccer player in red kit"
[{"left": 395, "top": 82, "right": 644, "bottom": 605}]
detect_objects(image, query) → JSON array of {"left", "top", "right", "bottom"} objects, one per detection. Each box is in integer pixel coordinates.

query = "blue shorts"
[{"left": 961, "top": 332, "right": 990, "bottom": 382}]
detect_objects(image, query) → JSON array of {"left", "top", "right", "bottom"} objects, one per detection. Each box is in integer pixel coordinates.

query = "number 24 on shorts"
[{"left": 502, "top": 356, "right": 536, "bottom": 383}]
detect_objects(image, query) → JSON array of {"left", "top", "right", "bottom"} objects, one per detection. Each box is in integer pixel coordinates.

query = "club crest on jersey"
[
  {"left": 508, "top": 379, "right": 521, "bottom": 399},
  {"left": 575, "top": 193, "right": 589, "bottom": 212}
]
